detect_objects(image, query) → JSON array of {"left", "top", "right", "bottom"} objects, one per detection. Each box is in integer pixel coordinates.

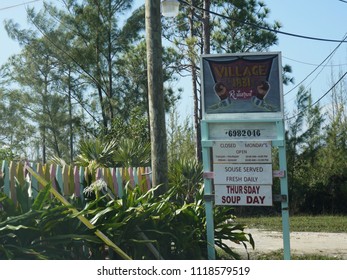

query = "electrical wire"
[
  {"left": 3, "top": 0, "right": 346, "bottom": 124},
  {"left": 0, "top": 0, "right": 41, "bottom": 11},
  {"left": 283, "top": 56, "right": 347, "bottom": 67},
  {"left": 178, "top": 0, "right": 347, "bottom": 44},
  {"left": 284, "top": 32, "right": 347, "bottom": 96},
  {"left": 178, "top": 0, "right": 347, "bottom": 110},
  {"left": 285, "top": 71, "right": 347, "bottom": 121}
]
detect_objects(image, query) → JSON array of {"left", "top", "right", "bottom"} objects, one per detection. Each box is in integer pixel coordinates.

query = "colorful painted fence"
[{"left": 0, "top": 160, "right": 152, "bottom": 205}]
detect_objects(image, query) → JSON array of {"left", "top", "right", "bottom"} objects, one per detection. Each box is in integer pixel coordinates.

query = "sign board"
[
  {"left": 200, "top": 52, "right": 290, "bottom": 259},
  {"left": 208, "top": 122, "right": 277, "bottom": 140},
  {"left": 213, "top": 163, "right": 273, "bottom": 185},
  {"left": 215, "top": 185, "right": 273, "bottom": 206},
  {"left": 212, "top": 140, "right": 272, "bottom": 163},
  {"left": 201, "top": 52, "right": 283, "bottom": 120}
]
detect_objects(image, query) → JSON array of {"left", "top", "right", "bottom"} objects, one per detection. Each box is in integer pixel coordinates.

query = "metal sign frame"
[{"left": 201, "top": 52, "right": 284, "bottom": 120}]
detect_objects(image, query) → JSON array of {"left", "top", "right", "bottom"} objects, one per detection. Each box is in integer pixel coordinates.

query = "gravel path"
[{"left": 227, "top": 228, "right": 347, "bottom": 259}]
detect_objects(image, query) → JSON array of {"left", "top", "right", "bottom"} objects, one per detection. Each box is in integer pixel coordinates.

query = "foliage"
[
  {"left": 0, "top": 88, "right": 35, "bottom": 159},
  {"left": 0, "top": 184, "right": 104, "bottom": 260},
  {"left": 168, "top": 158, "right": 203, "bottom": 204},
  {"left": 1, "top": 0, "right": 181, "bottom": 163},
  {"left": 74, "top": 137, "right": 150, "bottom": 169},
  {"left": 167, "top": 107, "right": 196, "bottom": 164},
  {"left": 113, "top": 139, "right": 151, "bottom": 167},
  {"left": 0, "top": 159, "right": 253, "bottom": 260},
  {"left": 284, "top": 82, "right": 347, "bottom": 214},
  {"left": 1, "top": 28, "right": 82, "bottom": 162},
  {"left": 116, "top": 40, "right": 182, "bottom": 119},
  {"left": 78, "top": 182, "right": 253, "bottom": 260},
  {"left": 75, "top": 138, "right": 117, "bottom": 169},
  {"left": 99, "top": 107, "right": 151, "bottom": 167},
  {"left": 0, "top": 146, "right": 17, "bottom": 161},
  {"left": 1, "top": 165, "right": 133, "bottom": 260},
  {"left": 285, "top": 86, "right": 327, "bottom": 213},
  {"left": 101, "top": 107, "right": 150, "bottom": 145},
  {"left": 162, "top": 0, "right": 293, "bottom": 160}
]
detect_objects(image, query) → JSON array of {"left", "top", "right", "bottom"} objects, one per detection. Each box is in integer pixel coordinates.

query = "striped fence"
[{"left": 0, "top": 160, "right": 152, "bottom": 205}]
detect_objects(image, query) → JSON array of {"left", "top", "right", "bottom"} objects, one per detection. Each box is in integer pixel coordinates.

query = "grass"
[{"left": 235, "top": 215, "right": 347, "bottom": 232}]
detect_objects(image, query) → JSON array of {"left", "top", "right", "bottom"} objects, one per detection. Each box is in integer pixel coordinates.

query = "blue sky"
[
  {"left": 0, "top": 0, "right": 44, "bottom": 71},
  {"left": 266, "top": 0, "right": 347, "bottom": 119},
  {"left": 1, "top": 0, "right": 347, "bottom": 121}
]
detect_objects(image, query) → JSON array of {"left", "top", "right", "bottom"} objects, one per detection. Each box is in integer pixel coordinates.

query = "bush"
[{"left": 0, "top": 161, "right": 254, "bottom": 260}]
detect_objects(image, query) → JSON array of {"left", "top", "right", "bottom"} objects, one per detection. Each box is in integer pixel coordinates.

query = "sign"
[
  {"left": 215, "top": 185, "right": 272, "bottom": 206},
  {"left": 201, "top": 52, "right": 283, "bottom": 120},
  {"left": 212, "top": 140, "right": 272, "bottom": 163},
  {"left": 213, "top": 163, "right": 273, "bottom": 185},
  {"left": 208, "top": 122, "right": 277, "bottom": 140},
  {"left": 200, "top": 52, "right": 290, "bottom": 259}
]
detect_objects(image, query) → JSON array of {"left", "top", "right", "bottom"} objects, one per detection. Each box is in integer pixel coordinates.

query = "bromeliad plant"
[
  {"left": 0, "top": 167, "right": 131, "bottom": 260},
  {"left": 0, "top": 185, "right": 103, "bottom": 259},
  {"left": 0, "top": 160, "right": 254, "bottom": 260},
  {"left": 77, "top": 168, "right": 254, "bottom": 259}
]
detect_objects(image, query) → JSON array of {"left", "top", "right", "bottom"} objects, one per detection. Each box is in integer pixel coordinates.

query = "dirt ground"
[{"left": 228, "top": 228, "right": 347, "bottom": 259}]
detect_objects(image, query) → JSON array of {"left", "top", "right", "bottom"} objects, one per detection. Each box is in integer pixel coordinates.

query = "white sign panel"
[
  {"left": 215, "top": 185, "right": 273, "bottom": 206},
  {"left": 213, "top": 163, "right": 273, "bottom": 185},
  {"left": 212, "top": 141, "right": 272, "bottom": 163},
  {"left": 208, "top": 122, "right": 277, "bottom": 140}
]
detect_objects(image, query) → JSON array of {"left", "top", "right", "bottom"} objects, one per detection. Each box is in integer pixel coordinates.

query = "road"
[{"left": 227, "top": 228, "right": 347, "bottom": 259}]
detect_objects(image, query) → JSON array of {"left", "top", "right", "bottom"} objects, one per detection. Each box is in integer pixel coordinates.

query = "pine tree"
[{"left": 162, "top": 0, "right": 288, "bottom": 161}]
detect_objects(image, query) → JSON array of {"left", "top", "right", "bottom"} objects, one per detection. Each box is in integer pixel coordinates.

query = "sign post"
[{"left": 201, "top": 52, "right": 291, "bottom": 260}]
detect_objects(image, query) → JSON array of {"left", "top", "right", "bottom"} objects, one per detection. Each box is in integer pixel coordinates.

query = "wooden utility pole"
[
  {"left": 203, "top": 0, "right": 210, "bottom": 54},
  {"left": 194, "top": 0, "right": 210, "bottom": 162},
  {"left": 145, "top": 0, "right": 168, "bottom": 194}
]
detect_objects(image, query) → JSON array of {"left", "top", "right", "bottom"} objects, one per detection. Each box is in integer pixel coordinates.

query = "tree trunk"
[
  {"left": 145, "top": 0, "right": 168, "bottom": 195},
  {"left": 68, "top": 70, "right": 74, "bottom": 163},
  {"left": 189, "top": 3, "right": 202, "bottom": 162},
  {"left": 107, "top": 0, "right": 114, "bottom": 121},
  {"left": 41, "top": 127, "right": 46, "bottom": 164}
]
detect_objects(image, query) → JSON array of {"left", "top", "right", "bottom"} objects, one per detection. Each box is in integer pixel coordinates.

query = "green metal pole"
[
  {"left": 277, "top": 120, "right": 291, "bottom": 260},
  {"left": 201, "top": 120, "right": 216, "bottom": 260}
]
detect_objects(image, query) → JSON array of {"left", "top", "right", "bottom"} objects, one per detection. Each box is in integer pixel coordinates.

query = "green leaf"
[
  {"left": 0, "top": 224, "right": 30, "bottom": 231},
  {"left": 31, "top": 184, "right": 52, "bottom": 211}
]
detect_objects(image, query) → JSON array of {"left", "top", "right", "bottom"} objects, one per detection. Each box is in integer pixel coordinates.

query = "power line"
[
  {"left": 284, "top": 32, "right": 347, "bottom": 96},
  {"left": 283, "top": 56, "right": 347, "bottom": 67},
  {"left": 312, "top": 72, "right": 347, "bottom": 107},
  {"left": 0, "top": 0, "right": 42, "bottom": 11},
  {"left": 285, "top": 71, "right": 347, "bottom": 121},
  {"left": 178, "top": 0, "right": 347, "bottom": 43},
  {"left": 177, "top": 0, "right": 347, "bottom": 120}
]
